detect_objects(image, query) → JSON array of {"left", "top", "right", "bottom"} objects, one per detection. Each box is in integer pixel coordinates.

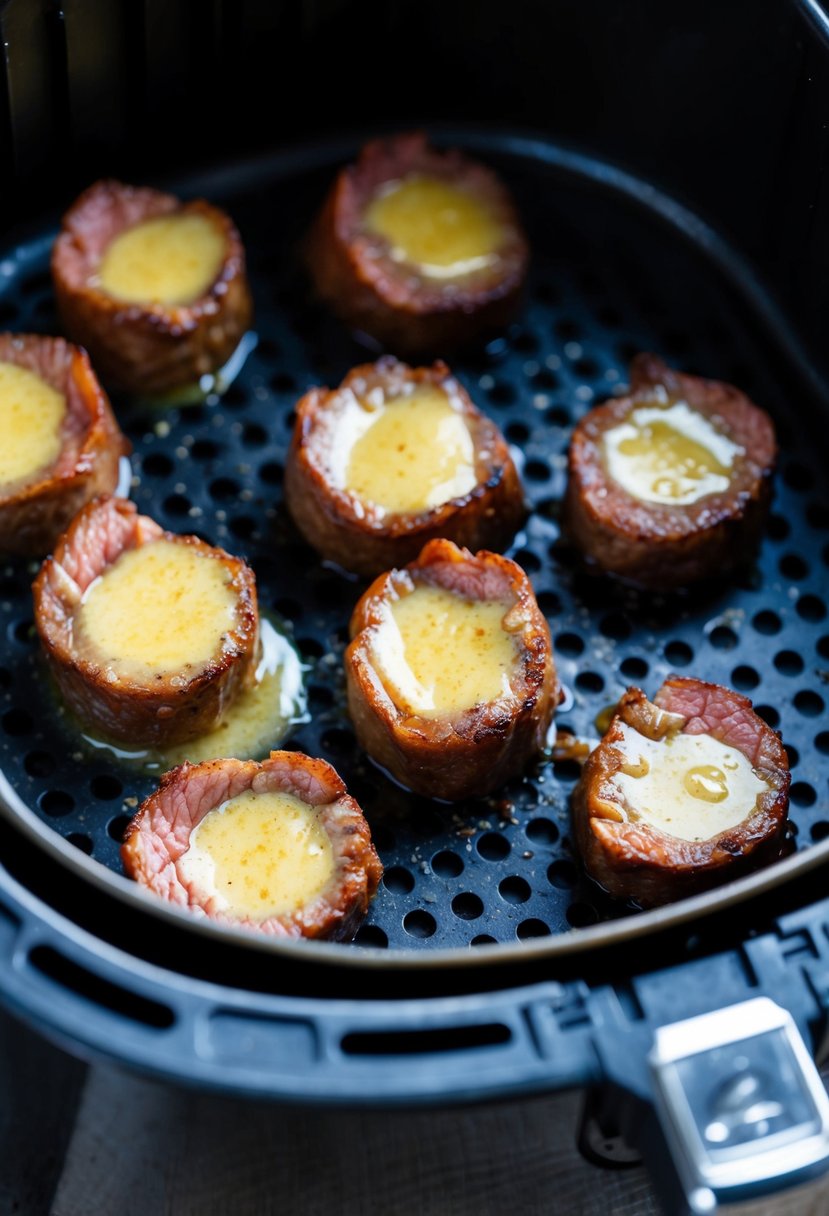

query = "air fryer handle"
[
  {"left": 590, "top": 909, "right": 829, "bottom": 1214},
  {"left": 641, "top": 998, "right": 829, "bottom": 1213}
]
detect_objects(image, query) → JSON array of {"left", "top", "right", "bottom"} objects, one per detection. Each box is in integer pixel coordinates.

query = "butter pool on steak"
[
  {"left": 564, "top": 354, "right": 777, "bottom": 589},
  {"left": 34, "top": 496, "right": 258, "bottom": 747},
  {"left": 285, "top": 356, "right": 524, "bottom": 577},
  {"left": 572, "top": 676, "right": 790, "bottom": 906},
  {"left": 346, "top": 538, "right": 558, "bottom": 801},
  {"left": 52, "top": 179, "right": 253, "bottom": 396},
  {"left": 0, "top": 333, "right": 128, "bottom": 556},
  {"left": 307, "top": 132, "right": 528, "bottom": 355},
  {"left": 122, "top": 751, "right": 382, "bottom": 940}
]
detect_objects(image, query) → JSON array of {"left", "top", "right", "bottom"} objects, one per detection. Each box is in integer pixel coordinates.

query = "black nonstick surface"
[{"left": 0, "top": 135, "right": 827, "bottom": 954}]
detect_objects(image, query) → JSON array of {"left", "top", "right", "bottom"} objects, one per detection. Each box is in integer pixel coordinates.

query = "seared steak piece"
[
  {"left": 122, "top": 751, "right": 382, "bottom": 940},
  {"left": 572, "top": 676, "right": 790, "bottom": 906},
  {"left": 0, "top": 333, "right": 128, "bottom": 556},
  {"left": 34, "top": 496, "right": 258, "bottom": 746},
  {"left": 307, "top": 132, "right": 528, "bottom": 355},
  {"left": 52, "top": 179, "right": 253, "bottom": 396},
  {"left": 564, "top": 355, "right": 777, "bottom": 589},
  {"left": 285, "top": 356, "right": 525, "bottom": 577},
  {"left": 346, "top": 538, "right": 558, "bottom": 801}
]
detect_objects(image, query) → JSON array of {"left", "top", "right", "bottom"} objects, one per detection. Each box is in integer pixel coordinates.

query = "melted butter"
[
  {"left": 342, "top": 386, "right": 476, "bottom": 514},
  {"left": 371, "top": 583, "right": 519, "bottom": 717},
  {"left": 177, "top": 789, "right": 334, "bottom": 919},
  {"left": 78, "top": 617, "right": 307, "bottom": 771},
  {"left": 609, "top": 722, "right": 769, "bottom": 841},
  {"left": 98, "top": 213, "right": 225, "bottom": 306},
  {"left": 364, "top": 174, "right": 503, "bottom": 279},
  {"left": 602, "top": 399, "right": 742, "bottom": 505},
  {"left": 0, "top": 361, "right": 65, "bottom": 487},
  {"left": 74, "top": 539, "right": 238, "bottom": 681}
]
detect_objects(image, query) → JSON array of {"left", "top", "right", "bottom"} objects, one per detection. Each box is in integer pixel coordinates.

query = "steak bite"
[
  {"left": 307, "top": 132, "right": 528, "bottom": 354},
  {"left": 33, "top": 496, "right": 258, "bottom": 747},
  {"left": 346, "top": 539, "right": 558, "bottom": 801},
  {"left": 285, "top": 356, "right": 525, "bottom": 577},
  {"left": 122, "top": 751, "right": 382, "bottom": 940},
  {"left": 564, "top": 355, "right": 777, "bottom": 589},
  {"left": 51, "top": 179, "right": 253, "bottom": 396},
  {"left": 0, "top": 333, "right": 128, "bottom": 556},
  {"left": 572, "top": 677, "right": 790, "bottom": 907}
]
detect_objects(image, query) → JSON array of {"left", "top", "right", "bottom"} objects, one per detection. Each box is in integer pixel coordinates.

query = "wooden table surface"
[{"left": 2, "top": 1006, "right": 829, "bottom": 1215}]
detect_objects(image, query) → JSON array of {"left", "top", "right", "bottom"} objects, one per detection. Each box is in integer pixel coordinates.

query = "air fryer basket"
[{"left": 2, "top": 129, "right": 829, "bottom": 1213}]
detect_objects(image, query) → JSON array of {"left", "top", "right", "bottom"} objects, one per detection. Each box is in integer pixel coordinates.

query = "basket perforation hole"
[
  {"left": 708, "top": 626, "right": 738, "bottom": 650},
  {"left": 556, "top": 632, "right": 584, "bottom": 657},
  {"left": 517, "top": 918, "right": 551, "bottom": 939},
  {"left": 354, "top": 925, "right": 388, "bottom": 948},
  {"left": 818, "top": 637, "right": 829, "bottom": 660},
  {"left": 525, "top": 818, "right": 559, "bottom": 846},
  {"left": 548, "top": 860, "right": 578, "bottom": 888},
  {"left": 753, "top": 610, "right": 782, "bottom": 635},
  {"left": 107, "top": 814, "right": 132, "bottom": 842},
  {"left": 575, "top": 671, "right": 604, "bottom": 694},
  {"left": 499, "top": 876, "right": 531, "bottom": 904},
  {"left": 785, "top": 744, "right": 799, "bottom": 768},
  {"left": 545, "top": 404, "right": 569, "bottom": 426},
  {"left": 477, "top": 833, "right": 510, "bottom": 861},
  {"left": 790, "top": 782, "right": 817, "bottom": 808},
  {"left": 505, "top": 421, "right": 530, "bottom": 444},
  {"left": 665, "top": 641, "right": 693, "bottom": 667},
  {"left": 599, "top": 612, "right": 631, "bottom": 641},
  {"left": 488, "top": 380, "right": 516, "bottom": 406},
  {"left": 403, "top": 910, "right": 436, "bottom": 939},
  {"left": 259, "top": 461, "right": 283, "bottom": 485},
  {"left": 142, "top": 453, "right": 174, "bottom": 477},
  {"left": 452, "top": 893, "right": 484, "bottom": 920},
  {"left": 431, "top": 850, "right": 464, "bottom": 878},
  {"left": 382, "top": 866, "right": 415, "bottom": 895},
  {"left": 797, "top": 595, "right": 826, "bottom": 622},
  {"left": 755, "top": 704, "right": 780, "bottom": 728},
  {"left": 471, "top": 934, "right": 497, "bottom": 946},
  {"left": 210, "top": 477, "right": 240, "bottom": 502},
  {"left": 794, "top": 690, "right": 824, "bottom": 717},
  {"left": 731, "top": 665, "right": 760, "bottom": 691},
  {"left": 39, "top": 790, "right": 74, "bottom": 817},
  {"left": 780, "top": 554, "right": 809, "bottom": 581},
  {"left": 815, "top": 731, "right": 829, "bottom": 755},
  {"left": 537, "top": 590, "right": 562, "bottom": 617},
  {"left": 566, "top": 903, "right": 599, "bottom": 928},
  {"left": 242, "top": 423, "right": 268, "bottom": 447},
  {"left": 11, "top": 619, "right": 35, "bottom": 645},
  {"left": 525, "top": 459, "right": 551, "bottom": 482},
  {"left": 24, "top": 750, "right": 55, "bottom": 778},
  {"left": 90, "top": 775, "right": 123, "bottom": 801},
  {"left": 513, "top": 548, "right": 541, "bottom": 573},
  {"left": 67, "top": 832, "right": 93, "bottom": 855},
  {"left": 620, "top": 656, "right": 649, "bottom": 680},
  {"left": 192, "top": 439, "right": 219, "bottom": 460},
  {"left": 163, "top": 493, "right": 191, "bottom": 517},
  {"left": 774, "top": 651, "right": 804, "bottom": 676}
]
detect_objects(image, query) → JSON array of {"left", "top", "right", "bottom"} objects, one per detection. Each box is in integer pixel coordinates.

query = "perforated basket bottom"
[{"left": 0, "top": 139, "right": 827, "bottom": 952}]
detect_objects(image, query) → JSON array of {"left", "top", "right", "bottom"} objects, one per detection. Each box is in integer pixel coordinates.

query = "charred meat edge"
[
  {"left": 0, "top": 333, "right": 129, "bottom": 557},
  {"left": 122, "top": 750, "right": 383, "bottom": 940},
  {"left": 33, "top": 496, "right": 258, "bottom": 747},
  {"left": 307, "top": 132, "right": 529, "bottom": 355},
  {"left": 346, "top": 538, "right": 559, "bottom": 801},
  {"left": 51, "top": 179, "right": 253, "bottom": 395},
  {"left": 563, "top": 354, "right": 777, "bottom": 589},
  {"left": 285, "top": 356, "right": 526, "bottom": 577},
  {"left": 572, "top": 677, "right": 790, "bottom": 907}
]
